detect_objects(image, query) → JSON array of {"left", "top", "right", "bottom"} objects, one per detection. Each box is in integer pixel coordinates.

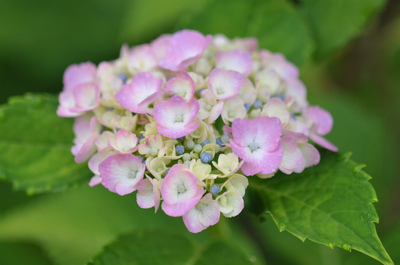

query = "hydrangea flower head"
[{"left": 58, "top": 29, "right": 337, "bottom": 233}]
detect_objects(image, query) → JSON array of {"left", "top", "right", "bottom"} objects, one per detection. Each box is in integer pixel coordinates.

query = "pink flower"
[
  {"left": 216, "top": 49, "right": 253, "bottom": 76},
  {"left": 71, "top": 115, "right": 102, "bottom": 163},
  {"left": 63, "top": 62, "right": 97, "bottom": 91},
  {"left": 260, "top": 50, "right": 299, "bottom": 81},
  {"left": 230, "top": 117, "right": 283, "bottom": 175},
  {"left": 279, "top": 136, "right": 305, "bottom": 174},
  {"left": 57, "top": 83, "right": 100, "bottom": 117},
  {"left": 136, "top": 176, "right": 161, "bottom": 212},
  {"left": 164, "top": 72, "right": 196, "bottom": 101},
  {"left": 116, "top": 72, "right": 163, "bottom": 114},
  {"left": 153, "top": 96, "right": 200, "bottom": 139},
  {"left": 99, "top": 153, "right": 145, "bottom": 195},
  {"left": 159, "top": 30, "right": 211, "bottom": 71},
  {"left": 208, "top": 68, "right": 243, "bottom": 100},
  {"left": 128, "top": 44, "right": 158, "bottom": 73},
  {"left": 161, "top": 164, "right": 204, "bottom": 217},
  {"left": 108, "top": 129, "right": 139, "bottom": 153},
  {"left": 183, "top": 193, "right": 220, "bottom": 233},
  {"left": 304, "top": 106, "right": 338, "bottom": 152}
]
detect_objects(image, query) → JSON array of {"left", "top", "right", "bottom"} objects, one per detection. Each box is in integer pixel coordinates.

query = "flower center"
[
  {"left": 175, "top": 114, "right": 184, "bottom": 123},
  {"left": 248, "top": 142, "right": 260, "bottom": 152},
  {"left": 177, "top": 184, "right": 186, "bottom": 194},
  {"left": 128, "top": 169, "right": 138, "bottom": 179}
]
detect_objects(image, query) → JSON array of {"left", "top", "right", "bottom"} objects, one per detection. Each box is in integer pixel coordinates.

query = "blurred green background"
[{"left": 0, "top": 0, "right": 399, "bottom": 264}]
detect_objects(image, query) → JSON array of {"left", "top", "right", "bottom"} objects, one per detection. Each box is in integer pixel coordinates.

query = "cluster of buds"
[{"left": 57, "top": 29, "right": 337, "bottom": 233}]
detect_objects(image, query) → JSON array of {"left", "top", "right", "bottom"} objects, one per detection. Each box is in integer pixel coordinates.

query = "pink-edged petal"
[
  {"left": 160, "top": 164, "right": 198, "bottom": 205},
  {"left": 108, "top": 129, "right": 139, "bottom": 153},
  {"left": 153, "top": 96, "right": 200, "bottom": 138},
  {"left": 63, "top": 62, "right": 97, "bottom": 90},
  {"left": 116, "top": 72, "right": 163, "bottom": 114},
  {"left": 73, "top": 134, "right": 97, "bottom": 163},
  {"left": 279, "top": 136, "right": 305, "bottom": 174},
  {"left": 305, "top": 106, "right": 333, "bottom": 135},
  {"left": 217, "top": 189, "right": 244, "bottom": 218},
  {"left": 157, "top": 122, "right": 199, "bottom": 139},
  {"left": 231, "top": 117, "right": 282, "bottom": 153},
  {"left": 159, "top": 30, "right": 211, "bottom": 71},
  {"left": 128, "top": 44, "right": 157, "bottom": 72},
  {"left": 71, "top": 83, "right": 100, "bottom": 112},
  {"left": 99, "top": 153, "right": 145, "bottom": 195},
  {"left": 137, "top": 176, "right": 161, "bottom": 212},
  {"left": 260, "top": 51, "right": 299, "bottom": 80},
  {"left": 216, "top": 49, "right": 253, "bottom": 76},
  {"left": 162, "top": 186, "right": 203, "bottom": 217},
  {"left": 88, "top": 150, "right": 116, "bottom": 175},
  {"left": 164, "top": 72, "right": 195, "bottom": 101},
  {"left": 183, "top": 193, "right": 220, "bottom": 233},
  {"left": 160, "top": 164, "right": 204, "bottom": 216},
  {"left": 309, "top": 133, "right": 338, "bottom": 152},
  {"left": 208, "top": 68, "right": 243, "bottom": 100},
  {"left": 262, "top": 98, "right": 290, "bottom": 127},
  {"left": 57, "top": 90, "right": 80, "bottom": 117},
  {"left": 151, "top": 34, "right": 171, "bottom": 60},
  {"left": 207, "top": 101, "right": 224, "bottom": 124},
  {"left": 89, "top": 175, "right": 102, "bottom": 187},
  {"left": 298, "top": 143, "right": 320, "bottom": 168},
  {"left": 239, "top": 143, "right": 283, "bottom": 176}
]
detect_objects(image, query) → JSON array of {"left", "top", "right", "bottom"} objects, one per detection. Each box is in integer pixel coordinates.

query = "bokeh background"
[{"left": 0, "top": 0, "right": 399, "bottom": 264}]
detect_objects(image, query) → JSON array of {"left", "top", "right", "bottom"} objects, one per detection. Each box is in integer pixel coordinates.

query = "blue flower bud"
[
  {"left": 186, "top": 140, "right": 195, "bottom": 149},
  {"left": 118, "top": 73, "right": 127, "bottom": 84},
  {"left": 216, "top": 138, "right": 224, "bottom": 147},
  {"left": 275, "top": 93, "right": 285, "bottom": 101},
  {"left": 136, "top": 155, "right": 145, "bottom": 163},
  {"left": 221, "top": 135, "right": 229, "bottom": 143},
  {"left": 193, "top": 144, "right": 202, "bottom": 153},
  {"left": 201, "top": 139, "right": 210, "bottom": 146},
  {"left": 183, "top": 161, "right": 191, "bottom": 167},
  {"left": 138, "top": 135, "right": 145, "bottom": 141},
  {"left": 253, "top": 100, "right": 263, "bottom": 109},
  {"left": 178, "top": 136, "right": 185, "bottom": 141},
  {"left": 200, "top": 153, "right": 212, "bottom": 164},
  {"left": 244, "top": 103, "right": 250, "bottom": 111},
  {"left": 176, "top": 145, "right": 185, "bottom": 155},
  {"left": 210, "top": 184, "right": 220, "bottom": 195}
]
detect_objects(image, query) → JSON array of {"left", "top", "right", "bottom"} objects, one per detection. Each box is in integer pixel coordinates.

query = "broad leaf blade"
[
  {"left": 179, "top": 0, "right": 313, "bottom": 66},
  {"left": 246, "top": 151, "right": 393, "bottom": 265},
  {"left": 0, "top": 241, "right": 53, "bottom": 265},
  {"left": 87, "top": 230, "right": 255, "bottom": 265},
  {"left": 0, "top": 94, "right": 90, "bottom": 194},
  {"left": 300, "top": 0, "right": 386, "bottom": 58}
]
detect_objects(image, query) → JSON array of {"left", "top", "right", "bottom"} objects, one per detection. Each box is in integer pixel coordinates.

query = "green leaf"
[
  {"left": 179, "top": 0, "right": 314, "bottom": 66},
  {"left": 0, "top": 241, "right": 53, "bottom": 265},
  {"left": 87, "top": 230, "right": 255, "bottom": 265},
  {"left": 0, "top": 184, "right": 264, "bottom": 265},
  {"left": 246, "top": 150, "right": 393, "bottom": 265},
  {"left": 299, "top": 0, "right": 386, "bottom": 58},
  {"left": 0, "top": 94, "right": 91, "bottom": 194}
]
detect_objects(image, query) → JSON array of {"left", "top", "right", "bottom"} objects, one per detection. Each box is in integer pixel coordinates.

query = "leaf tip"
[
  {"left": 341, "top": 243, "right": 352, "bottom": 252},
  {"left": 328, "top": 243, "right": 335, "bottom": 249},
  {"left": 278, "top": 223, "right": 286, "bottom": 232},
  {"left": 353, "top": 164, "right": 366, "bottom": 173},
  {"left": 339, "top": 152, "right": 352, "bottom": 161}
]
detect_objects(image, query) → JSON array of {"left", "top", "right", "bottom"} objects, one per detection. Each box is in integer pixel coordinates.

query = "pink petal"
[
  {"left": 298, "top": 143, "right": 320, "bottom": 168},
  {"left": 305, "top": 106, "right": 333, "bottom": 135},
  {"left": 71, "top": 83, "right": 100, "bottom": 113},
  {"left": 89, "top": 175, "right": 102, "bottom": 187},
  {"left": 183, "top": 193, "right": 220, "bottom": 233},
  {"left": 153, "top": 96, "right": 200, "bottom": 138},
  {"left": 309, "top": 134, "right": 338, "bottom": 152},
  {"left": 216, "top": 49, "right": 253, "bottom": 76},
  {"left": 160, "top": 164, "right": 204, "bottom": 217},
  {"left": 239, "top": 143, "right": 283, "bottom": 176},
  {"left": 108, "top": 129, "right": 139, "bottom": 153},
  {"left": 57, "top": 90, "right": 80, "bottom": 117},
  {"left": 99, "top": 154, "right": 145, "bottom": 195},
  {"left": 63, "top": 62, "right": 97, "bottom": 91},
  {"left": 128, "top": 44, "right": 157, "bottom": 72},
  {"left": 279, "top": 136, "right": 305, "bottom": 174},
  {"left": 208, "top": 68, "right": 243, "bottom": 100},
  {"left": 116, "top": 72, "right": 163, "bottom": 114},
  {"left": 159, "top": 30, "right": 211, "bottom": 71},
  {"left": 164, "top": 72, "right": 196, "bottom": 101},
  {"left": 136, "top": 176, "right": 160, "bottom": 212},
  {"left": 151, "top": 34, "right": 171, "bottom": 60}
]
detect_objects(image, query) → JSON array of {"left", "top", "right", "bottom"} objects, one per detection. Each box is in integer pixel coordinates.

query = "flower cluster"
[{"left": 57, "top": 29, "right": 337, "bottom": 233}]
